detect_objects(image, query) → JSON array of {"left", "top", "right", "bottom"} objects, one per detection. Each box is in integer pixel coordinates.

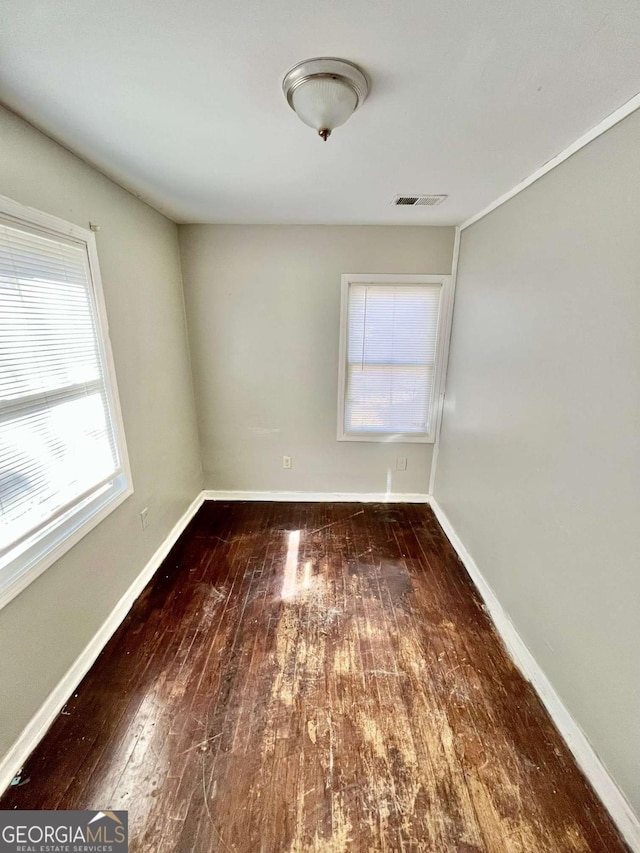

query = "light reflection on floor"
[
  {"left": 281, "top": 529, "right": 300, "bottom": 599},
  {"left": 281, "top": 530, "right": 317, "bottom": 600}
]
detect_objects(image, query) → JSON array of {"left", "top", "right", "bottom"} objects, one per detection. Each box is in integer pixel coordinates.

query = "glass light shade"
[{"left": 291, "top": 77, "right": 358, "bottom": 133}]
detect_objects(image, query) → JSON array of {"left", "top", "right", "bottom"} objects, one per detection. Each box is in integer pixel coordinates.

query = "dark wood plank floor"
[{"left": 1, "top": 502, "right": 628, "bottom": 852}]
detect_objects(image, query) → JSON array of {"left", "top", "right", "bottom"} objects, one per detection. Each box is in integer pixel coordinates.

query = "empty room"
[{"left": 0, "top": 1, "right": 638, "bottom": 851}]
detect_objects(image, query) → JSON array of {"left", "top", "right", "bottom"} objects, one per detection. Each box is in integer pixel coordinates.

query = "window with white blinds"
[
  {"left": 338, "top": 275, "right": 448, "bottom": 442},
  {"left": 0, "top": 199, "right": 131, "bottom": 609}
]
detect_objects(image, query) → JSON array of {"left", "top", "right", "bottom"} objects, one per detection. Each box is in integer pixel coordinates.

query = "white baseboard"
[
  {"left": 203, "top": 489, "right": 429, "bottom": 503},
  {"left": 0, "top": 491, "right": 205, "bottom": 798},
  {"left": 428, "top": 496, "right": 640, "bottom": 852}
]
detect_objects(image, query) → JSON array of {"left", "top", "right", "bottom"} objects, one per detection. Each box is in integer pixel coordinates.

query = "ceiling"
[{"left": 1, "top": 0, "right": 639, "bottom": 225}]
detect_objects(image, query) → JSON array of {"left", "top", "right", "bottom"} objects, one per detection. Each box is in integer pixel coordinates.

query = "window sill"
[
  {"left": 0, "top": 474, "right": 133, "bottom": 612},
  {"left": 337, "top": 432, "right": 435, "bottom": 443}
]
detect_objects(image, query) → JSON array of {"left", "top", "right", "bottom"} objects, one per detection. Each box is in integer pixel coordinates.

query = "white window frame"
[
  {"left": 337, "top": 273, "right": 452, "bottom": 443},
  {"left": 0, "top": 194, "right": 133, "bottom": 611}
]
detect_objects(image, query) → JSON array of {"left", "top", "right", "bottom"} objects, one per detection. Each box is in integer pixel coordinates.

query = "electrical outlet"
[
  {"left": 283, "top": 456, "right": 292, "bottom": 469},
  {"left": 396, "top": 457, "right": 407, "bottom": 471},
  {"left": 140, "top": 507, "right": 149, "bottom": 530}
]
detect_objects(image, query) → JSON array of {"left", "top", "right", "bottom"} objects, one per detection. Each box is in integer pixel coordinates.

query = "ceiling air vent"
[{"left": 393, "top": 194, "right": 448, "bottom": 207}]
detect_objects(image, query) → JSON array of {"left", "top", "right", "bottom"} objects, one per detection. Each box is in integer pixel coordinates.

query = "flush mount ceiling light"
[{"left": 282, "top": 57, "right": 369, "bottom": 141}]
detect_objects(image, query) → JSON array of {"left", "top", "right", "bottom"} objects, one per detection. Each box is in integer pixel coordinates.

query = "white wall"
[
  {"left": 0, "top": 107, "right": 202, "bottom": 762},
  {"left": 434, "top": 109, "right": 640, "bottom": 815},
  {"left": 179, "top": 225, "right": 455, "bottom": 495}
]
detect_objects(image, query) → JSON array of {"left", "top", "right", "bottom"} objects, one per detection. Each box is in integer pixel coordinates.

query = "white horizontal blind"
[
  {"left": 345, "top": 283, "right": 442, "bottom": 436},
  {"left": 0, "top": 218, "right": 121, "bottom": 554}
]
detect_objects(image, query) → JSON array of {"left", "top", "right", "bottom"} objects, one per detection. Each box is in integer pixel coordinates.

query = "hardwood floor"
[{"left": 0, "top": 502, "right": 628, "bottom": 852}]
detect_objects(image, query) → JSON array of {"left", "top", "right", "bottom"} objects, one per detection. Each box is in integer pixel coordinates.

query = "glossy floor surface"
[{"left": 1, "top": 502, "right": 628, "bottom": 852}]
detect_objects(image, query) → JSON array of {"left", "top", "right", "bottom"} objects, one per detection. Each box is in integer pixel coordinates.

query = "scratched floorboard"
[{"left": 0, "top": 502, "right": 629, "bottom": 852}]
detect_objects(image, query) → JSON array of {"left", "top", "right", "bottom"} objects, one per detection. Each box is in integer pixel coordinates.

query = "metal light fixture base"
[{"left": 282, "top": 57, "right": 369, "bottom": 140}]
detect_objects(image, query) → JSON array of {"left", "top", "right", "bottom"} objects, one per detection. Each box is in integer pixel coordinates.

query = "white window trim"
[
  {"left": 337, "top": 273, "right": 452, "bottom": 444},
  {"left": 0, "top": 193, "right": 133, "bottom": 612}
]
